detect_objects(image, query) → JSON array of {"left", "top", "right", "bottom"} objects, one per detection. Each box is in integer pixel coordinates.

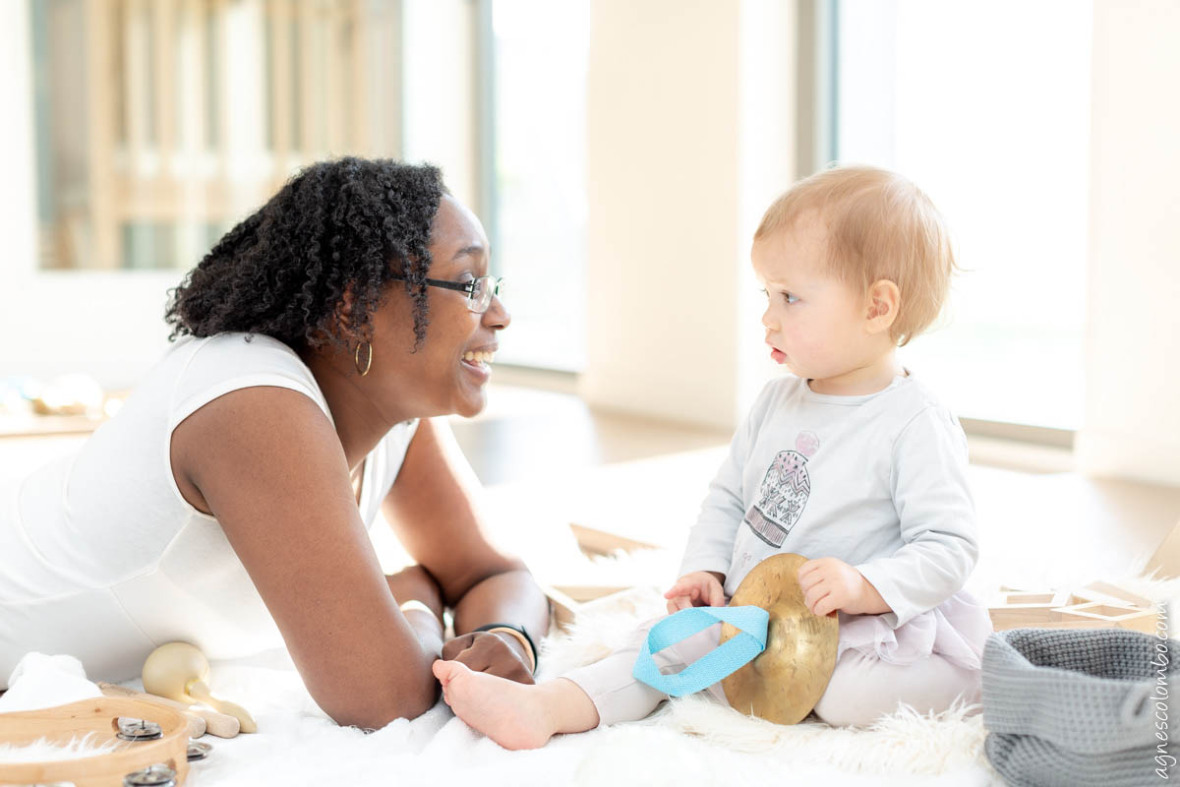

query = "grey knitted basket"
[{"left": 982, "top": 627, "right": 1180, "bottom": 787}]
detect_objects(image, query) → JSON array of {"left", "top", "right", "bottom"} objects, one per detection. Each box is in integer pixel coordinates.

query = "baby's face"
[{"left": 752, "top": 213, "right": 877, "bottom": 385}]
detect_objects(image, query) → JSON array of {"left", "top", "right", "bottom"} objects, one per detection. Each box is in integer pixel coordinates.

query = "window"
[
  {"left": 835, "top": 0, "right": 1091, "bottom": 431},
  {"left": 31, "top": 0, "right": 401, "bottom": 271},
  {"left": 483, "top": 0, "right": 590, "bottom": 371}
]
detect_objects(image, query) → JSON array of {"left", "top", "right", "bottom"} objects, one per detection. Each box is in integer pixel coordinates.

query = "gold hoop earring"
[{"left": 354, "top": 341, "right": 373, "bottom": 377}]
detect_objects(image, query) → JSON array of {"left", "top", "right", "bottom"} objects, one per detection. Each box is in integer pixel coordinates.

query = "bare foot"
[{"left": 433, "top": 660, "right": 597, "bottom": 750}]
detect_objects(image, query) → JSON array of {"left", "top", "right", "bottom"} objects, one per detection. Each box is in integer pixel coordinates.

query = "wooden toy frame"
[
  {"left": 0, "top": 696, "right": 190, "bottom": 787},
  {"left": 989, "top": 580, "right": 1161, "bottom": 635}
]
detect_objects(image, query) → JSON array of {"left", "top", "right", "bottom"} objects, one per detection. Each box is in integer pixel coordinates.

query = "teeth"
[{"left": 463, "top": 351, "right": 495, "bottom": 365}]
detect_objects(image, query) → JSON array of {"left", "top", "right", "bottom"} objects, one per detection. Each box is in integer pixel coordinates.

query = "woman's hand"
[
  {"left": 385, "top": 564, "right": 444, "bottom": 624},
  {"left": 797, "top": 557, "right": 890, "bottom": 617},
  {"left": 440, "top": 630, "right": 535, "bottom": 685},
  {"left": 664, "top": 571, "right": 727, "bottom": 613},
  {"left": 387, "top": 564, "right": 445, "bottom": 658}
]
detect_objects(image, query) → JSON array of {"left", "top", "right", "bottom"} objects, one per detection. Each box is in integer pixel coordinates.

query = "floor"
[
  {"left": 3, "top": 383, "right": 1180, "bottom": 598},
  {"left": 447, "top": 384, "right": 1180, "bottom": 596}
]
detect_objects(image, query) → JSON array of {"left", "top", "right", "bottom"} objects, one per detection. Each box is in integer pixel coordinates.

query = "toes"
[{"left": 433, "top": 659, "right": 467, "bottom": 687}]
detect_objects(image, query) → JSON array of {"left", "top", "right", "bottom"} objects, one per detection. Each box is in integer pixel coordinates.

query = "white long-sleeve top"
[{"left": 679, "top": 373, "right": 978, "bottom": 629}]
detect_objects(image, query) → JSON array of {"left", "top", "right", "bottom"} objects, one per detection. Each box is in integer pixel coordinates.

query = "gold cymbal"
[{"left": 719, "top": 553, "right": 839, "bottom": 725}]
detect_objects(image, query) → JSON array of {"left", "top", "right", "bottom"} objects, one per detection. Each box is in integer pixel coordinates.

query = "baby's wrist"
[{"left": 852, "top": 571, "right": 891, "bottom": 615}]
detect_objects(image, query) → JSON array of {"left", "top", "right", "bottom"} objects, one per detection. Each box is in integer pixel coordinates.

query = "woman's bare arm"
[
  {"left": 171, "top": 386, "right": 439, "bottom": 728},
  {"left": 382, "top": 418, "right": 550, "bottom": 674}
]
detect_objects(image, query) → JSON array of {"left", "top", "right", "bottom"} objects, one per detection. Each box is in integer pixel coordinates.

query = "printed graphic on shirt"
[{"left": 743, "top": 431, "right": 819, "bottom": 547}]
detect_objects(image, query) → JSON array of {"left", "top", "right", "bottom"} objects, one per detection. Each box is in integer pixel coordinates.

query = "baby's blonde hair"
[{"left": 754, "top": 165, "right": 955, "bottom": 346}]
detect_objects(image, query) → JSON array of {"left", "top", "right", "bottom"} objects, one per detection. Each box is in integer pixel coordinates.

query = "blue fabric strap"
[{"left": 632, "top": 605, "right": 770, "bottom": 697}]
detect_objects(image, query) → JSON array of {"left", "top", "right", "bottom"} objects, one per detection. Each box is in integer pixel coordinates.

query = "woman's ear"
[
  {"left": 331, "top": 285, "right": 358, "bottom": 335},
  {"left": 865, "top": 279, "right": 900, "bottom": 335}
]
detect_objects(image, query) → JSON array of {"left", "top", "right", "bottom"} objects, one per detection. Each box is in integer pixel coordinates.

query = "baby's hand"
[
  {"left": 664, "top": 571, "right": 726, "bottom": 614},
  {"left": 797, "top": 557, "right": 883, "bottom": 617}
]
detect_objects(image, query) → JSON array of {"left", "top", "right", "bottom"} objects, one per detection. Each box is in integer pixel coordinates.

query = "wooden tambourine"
[
  {"left": 0, "top": 696, "right": 190, "bottom": 786},
  {"left": 718, "top": 553, "right": 840, "bottom": 724}
]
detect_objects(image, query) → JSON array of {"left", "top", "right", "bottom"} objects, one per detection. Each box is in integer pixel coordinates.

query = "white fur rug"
[
  {"left": 186, "top": 559, "right": 1180, "bottom": 787},
  {"left": 7, "top": 551, "right": 1175, "bottom": 785},
  {"left": 151, "top": 582, "right": 1005, "bottom": 787},
  {"left": 0, "top": 734, "right": 118, "bottom": 763}
]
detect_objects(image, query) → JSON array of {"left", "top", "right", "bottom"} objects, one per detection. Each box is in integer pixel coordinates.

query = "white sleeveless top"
[{"left": 0, "top": 333, "right": 418, "bottom": 687}]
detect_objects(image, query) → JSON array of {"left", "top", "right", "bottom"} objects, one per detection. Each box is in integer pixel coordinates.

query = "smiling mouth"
[{"left": 462, "top": 350, "right": 495, "bottom": 367}]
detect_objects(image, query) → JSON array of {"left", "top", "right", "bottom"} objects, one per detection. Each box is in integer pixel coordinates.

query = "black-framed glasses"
[{"left": 390, "top": 274, "right": 505, "bottom": 314}]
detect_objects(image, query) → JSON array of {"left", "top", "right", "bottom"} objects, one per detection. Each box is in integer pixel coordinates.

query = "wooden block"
[
  {"left": 544, "top": 586, "right": 581, "bottom": 632},
  {"left": 550, "top": 584, "right": 634, "bottom": 603},
  {"left": 542, "top": 585, "right": 648, "bottom": 630},
  {"left": 568, "top": 523, "right": 658, "bottom": 557},
  {"left": 989, "top": 589, "right": 1072, "bottom": 630},
  {"left": 1000, "top": 590, "right": 1071, "bottom": 606},
  {"left": 990, "top": 606, "right": 1062, "bottom": 629},
  {"left": 1053, "top": 601, "right": 1159, "bottom": 635},
  {"left": 1074, "top": 580, "right": 1154, "bottom": 610},
  {"left": 1000, "top": 592, "right": 1055, "bottom": 604}
]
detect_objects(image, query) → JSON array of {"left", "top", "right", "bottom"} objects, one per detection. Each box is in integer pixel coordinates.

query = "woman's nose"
[{"left": 483, "top": 295, "right": 511, "bottom": 330}]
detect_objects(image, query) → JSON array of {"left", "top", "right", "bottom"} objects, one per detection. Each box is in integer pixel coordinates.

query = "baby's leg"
[
  {"left": 561, "top": 649, "right": 673, "bottom": 727},
  {"left": 812, "top": 649, "right": 982, "bottom": 727},
  {"left": 435, "top": 619, "right": 724, "bottom": 748},
  {"left": 433, "top": 661, "right": 600, "bottom": 750},
  {"left": 561, "top": 622, "right": 728, "bottom": 726}
]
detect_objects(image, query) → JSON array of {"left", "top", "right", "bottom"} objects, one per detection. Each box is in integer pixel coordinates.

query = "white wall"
[
  {"left": 1076, "top": 0, "right": 1180, "bottom": 486},
  {"left": 581, "top": 0, "right": 795, "bottom": 431}
]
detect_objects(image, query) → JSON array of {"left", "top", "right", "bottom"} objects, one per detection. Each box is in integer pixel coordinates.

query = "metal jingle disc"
[
  {"left": 123, "top": 763, "right": 177, "bottom": 787},
  {"left": 719, "top": 553, "right": 839, "bottom": 725},
  {"left": 116, "top": 717, "right": 164, "bottom": 741},
  {"left": 187, "top": 740, "right": 214, "bottom": 761}
]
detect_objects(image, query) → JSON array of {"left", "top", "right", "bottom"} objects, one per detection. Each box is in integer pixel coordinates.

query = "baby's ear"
[{"left": 865, "top": 279, "right": 900, "bottom": 334}]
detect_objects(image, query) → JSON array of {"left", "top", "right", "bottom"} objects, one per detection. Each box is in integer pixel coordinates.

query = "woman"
[{"left": 0, "top": 158, "right": 550, "bottom": 727}]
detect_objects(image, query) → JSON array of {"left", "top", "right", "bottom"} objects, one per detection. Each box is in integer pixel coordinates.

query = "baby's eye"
[
  {"left": 758, "top": 287, "right": 769, "bottom": 299},
  {"left": 782, "top": 292, "right": 799, "bottom": 305}
]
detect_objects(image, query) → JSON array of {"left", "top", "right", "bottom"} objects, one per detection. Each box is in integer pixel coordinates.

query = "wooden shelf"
[{"left": 0, "top": 413, "right": 108, "bottom": 439}]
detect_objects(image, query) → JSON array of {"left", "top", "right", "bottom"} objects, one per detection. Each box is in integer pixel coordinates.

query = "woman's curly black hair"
[{"left": 165, "top": 157, "right": 446, "bottom": 352}]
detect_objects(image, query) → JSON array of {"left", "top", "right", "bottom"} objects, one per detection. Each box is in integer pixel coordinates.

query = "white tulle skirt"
[{"left": 836, "top": 589, "right": 994, "bottom": 671}]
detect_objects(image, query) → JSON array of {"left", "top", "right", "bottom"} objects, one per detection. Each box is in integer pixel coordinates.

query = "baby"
[{"left": 433, "top": 166, "right": 993, "bottom": 749}]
